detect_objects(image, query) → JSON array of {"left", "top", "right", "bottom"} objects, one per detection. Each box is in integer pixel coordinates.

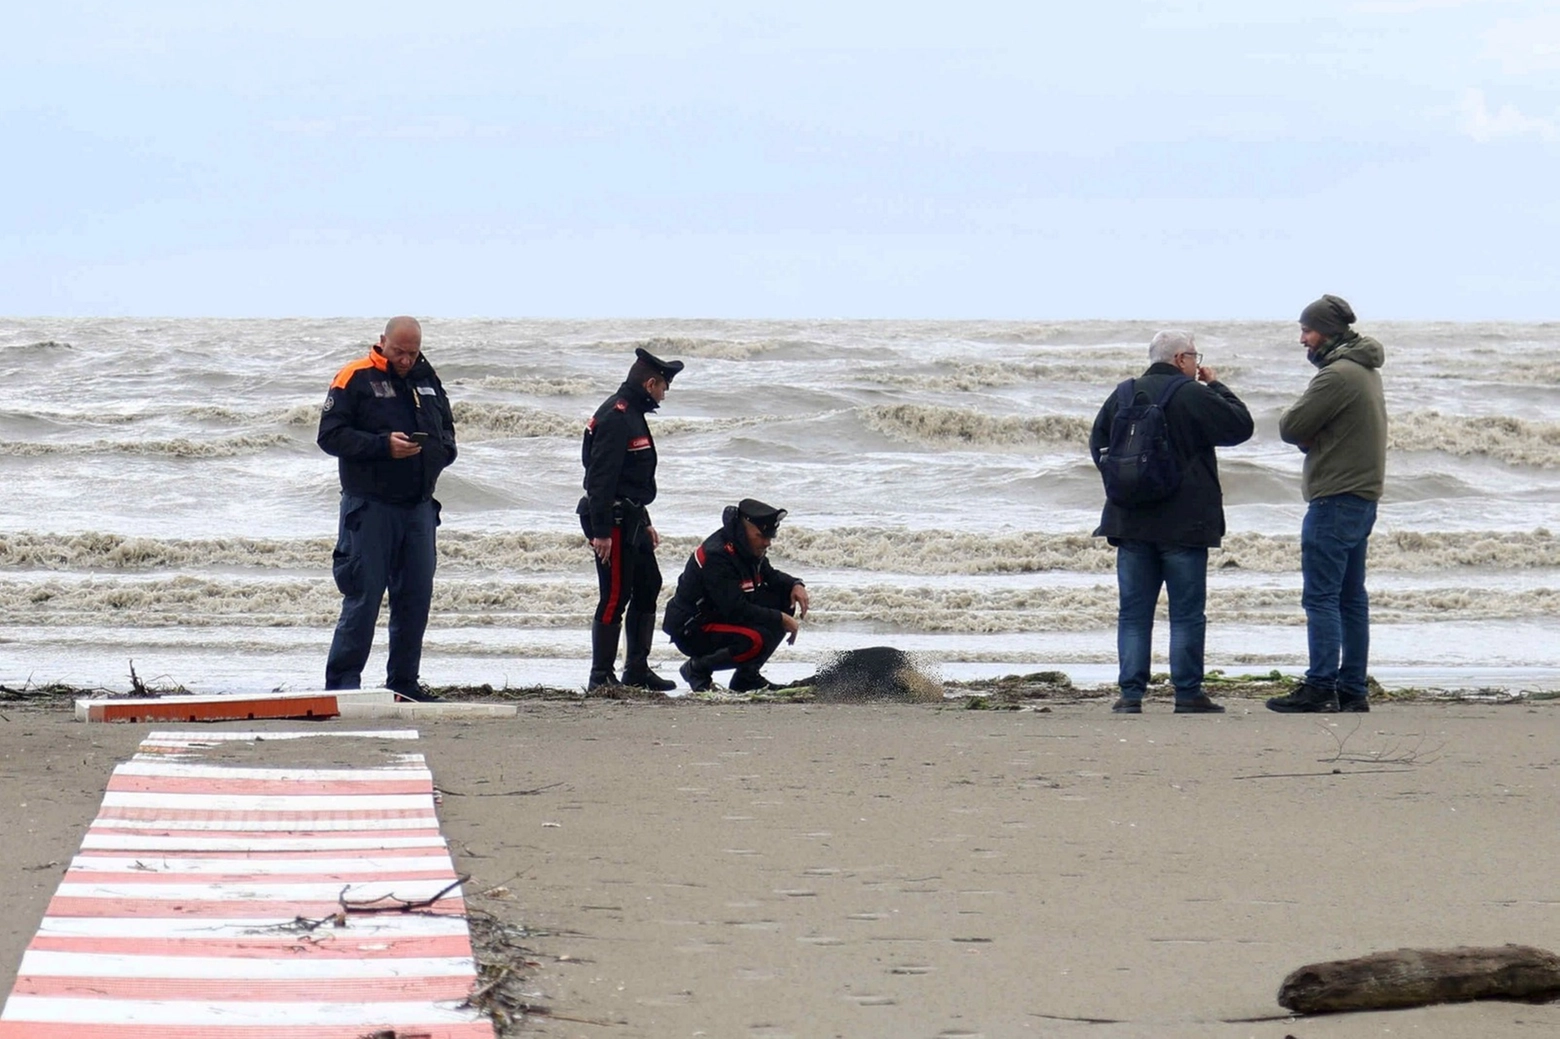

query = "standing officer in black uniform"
[
  {"left": 318, "top": 316, "right": 457, "bottom": 701},
  {"left": 662, "top": 499, "right": 810, "bottom": 692},
  {"left": 577, "top": 347, "right": 685, "bottom": 689}
]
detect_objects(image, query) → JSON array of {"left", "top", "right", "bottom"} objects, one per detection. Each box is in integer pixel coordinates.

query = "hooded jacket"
[
  {"left": 317, "top": 349, "right": 457, "bottom": 504},
  {"left": 1279, "top": 333, "right": 1387, "bottom": 502},
  {"left": 1089, "top": 364, "right": 1254, "bottom": 547},
  {"left": 578, "top": 381, "right": 660, "bottom": 538},
  {"left": 663, "top": 505, "right": 803, "bottom": 638}
]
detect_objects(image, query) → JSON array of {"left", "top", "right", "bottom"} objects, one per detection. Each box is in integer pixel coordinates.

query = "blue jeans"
[
  {"left": 325, "top": 495, "right": 439, "bottom": 697},
  {"left": 1115, "top": 540, "right": 1208, "bottom": 701},
  {"left": 1301, "top": 494, "right": 1377, "bottom": 697}
]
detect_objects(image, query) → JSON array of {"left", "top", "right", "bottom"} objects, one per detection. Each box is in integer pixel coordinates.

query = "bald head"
[
  {"left": 377, "top": 316, "right": 423, "bottom": 376},
  {"left": 383, "top": 315, "right": 422, "bottom": 340}
]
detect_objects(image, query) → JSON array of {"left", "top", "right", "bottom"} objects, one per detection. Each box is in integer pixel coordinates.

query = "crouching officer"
[
  {"left": 318, "top": 316, "right": 456, "bottom": 701},
  {"left": 662, "top": 499, "right": 811, "bottom": 692},
  {"left": 578, "top": 347, "right": 685, "bottom": 689}
]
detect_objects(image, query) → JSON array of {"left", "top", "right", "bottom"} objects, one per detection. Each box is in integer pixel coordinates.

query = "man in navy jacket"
[{"left": 317, "top": 316, "right": 456, "bottom": 701}]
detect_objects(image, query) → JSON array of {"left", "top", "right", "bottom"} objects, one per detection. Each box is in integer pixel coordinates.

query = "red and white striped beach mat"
[{"left": 0, "top": 728, "right": 495, "bottom": 1039}]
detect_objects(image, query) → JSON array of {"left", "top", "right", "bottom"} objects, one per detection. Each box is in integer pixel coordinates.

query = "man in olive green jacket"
[{"left": 1268, "top": 294, "right": 1388, "bottom": 714}]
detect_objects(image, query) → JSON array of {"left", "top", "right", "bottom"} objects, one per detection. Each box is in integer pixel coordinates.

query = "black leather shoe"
[
  {"left": 622, "top": 668, "right": 676, "bottom": 692},
  {"left": 729, "top": 670, "right": 778, "bottom": 692},
  {"left": 393, "top": 687, "right": 445, "bottom": 703},
  {"left": 1337, "top": 695, "right": 1370, "bottom": 712},
  {"left": 586, "top": 670, "right": 621, "bottom": 690},
  {"left": 1173, "top": 694, "right": 1225, "bottom": 714},
  {"left": 1111, "top": 697, "right": 1142, "bottom": 714},
  {"left": 1266, "top": 683, "right": 1339, "bottom": 713},
  {"left": 680, "top": 659, "right": 713, "bottom": 693}
]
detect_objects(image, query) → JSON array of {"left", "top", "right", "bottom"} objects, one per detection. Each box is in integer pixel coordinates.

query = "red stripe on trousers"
[
  {"left": 598, "top": 525, "right": 624, "bottom": 623},
  {"left": 699, "top": 622, "right": 764, "bottom": 663}
]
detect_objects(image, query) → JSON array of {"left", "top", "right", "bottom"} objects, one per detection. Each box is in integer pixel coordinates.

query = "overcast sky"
[{"left": 5, "top": 1, "right": 1558, "bottom": 319}]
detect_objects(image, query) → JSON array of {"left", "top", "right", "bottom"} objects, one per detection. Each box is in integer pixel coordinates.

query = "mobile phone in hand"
[{"left": 409, "top": 432, "right": 430, "bottom": 444}]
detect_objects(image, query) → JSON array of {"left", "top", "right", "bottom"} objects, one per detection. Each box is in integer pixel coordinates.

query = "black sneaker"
[
  {"left": 1173, "top": 694, "right": 1225, "bottom": 714},
  {"left": 680, "top": 659, "right": 714, "bottom": 693},
  {"left": 1266, "top": 683, "right": 1340, "bottom": 713},
  {"left": 1111, "top": 697, "right": 1142, "bottom": 714},
  {"left": 1337, "top": 695, "right": 1370, "bottom": 712},
  {"left": 393, "top": 687, "right": 445, "bottom": 703}
]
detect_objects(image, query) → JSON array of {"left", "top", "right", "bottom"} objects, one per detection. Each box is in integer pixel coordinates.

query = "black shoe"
[
  {"left": 393, "top": 687, "right": 445, "bottom": 703},
  {"left": 1111, "top": 697, "right": 1142, "bottom": 714},
  {"left": 1266, "top": 683, "right": 1340, "bottom": 713},
  {"left": 729, "top": 670, "right": 778, "bottom": 693},
  {"left": 680, "top": 659, "right": 714, "bottom": 693},
  {"left": 1337, "top": 695, "right": 1370, "bottom": 712},
  {"left": 586, "top": 670, "right": 621, "bottom": 690},
  {"left": 1173, "top": 694, "right": 1225, "bottom": 714},
  {"left": 621, "top": 668, "right": 676, "bottom": 692}
]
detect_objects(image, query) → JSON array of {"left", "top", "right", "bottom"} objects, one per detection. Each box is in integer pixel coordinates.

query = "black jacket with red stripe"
[
  {"left": 317, "top": 348, "right": 457, "bottom": 504},
  {"left": 663, "top": 506, "right": 803, "bottom": 637},
  {"left": 578, "top": 381, "right": 659, "bottom": 538}
]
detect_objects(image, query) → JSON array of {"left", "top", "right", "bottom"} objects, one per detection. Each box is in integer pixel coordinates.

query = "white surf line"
[
  {"left": 0, "top": 726, "right": 498, "bottom": 1039},
  {"left": 19, "top": 951, "right": 477, "bottom": 978}
]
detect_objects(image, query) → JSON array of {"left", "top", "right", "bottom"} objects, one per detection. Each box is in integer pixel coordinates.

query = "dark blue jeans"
[
  {"left": 1115, "top": 540, "right": 1208, "bottom": 701},
  {"left": 325, "top": 494, "right": 439, "bottom": 697},
  {"left": 1301, "top": 493, "right": 1377, "bottom": 697}
]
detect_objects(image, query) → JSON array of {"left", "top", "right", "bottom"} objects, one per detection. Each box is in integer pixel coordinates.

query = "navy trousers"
[
  {"left": 671, "top": 584, "right": 793, "bottom": 675},
  {"left": 325, "top": 494, "right": 439, "bottom": 697}
]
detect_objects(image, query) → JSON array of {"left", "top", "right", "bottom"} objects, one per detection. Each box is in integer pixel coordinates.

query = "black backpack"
[{"left": 1095, "top": 376, "right": 1190, "bottom": 507}]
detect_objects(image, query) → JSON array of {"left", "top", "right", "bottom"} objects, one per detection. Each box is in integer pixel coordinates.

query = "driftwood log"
[{"left": 1278, "top": 945, "right": 1560, "bottom": 1014}]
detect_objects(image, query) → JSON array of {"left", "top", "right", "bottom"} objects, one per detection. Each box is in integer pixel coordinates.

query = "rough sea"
[{"left": 3, "top": 318, "right": 1558, "bottom": 694}]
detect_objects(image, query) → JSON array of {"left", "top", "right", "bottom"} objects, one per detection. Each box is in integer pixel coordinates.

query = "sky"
[{"left": 4, "top": 1, "right": 1559, "bottom": 319}]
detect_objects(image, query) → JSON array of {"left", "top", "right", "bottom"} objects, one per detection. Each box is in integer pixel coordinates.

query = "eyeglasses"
[{"left": 1176, "top": 351, "right": 1203, "bottom": 366}]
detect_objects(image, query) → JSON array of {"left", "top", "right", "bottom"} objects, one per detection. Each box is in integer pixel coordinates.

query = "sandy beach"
[{"left": 4, "top": 695, "right": 1560, "bottom": 1038}]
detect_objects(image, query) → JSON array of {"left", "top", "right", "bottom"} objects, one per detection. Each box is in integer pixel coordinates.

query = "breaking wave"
[
  {"left": 4, "top": 528, "right": 1557, "bottom": 576},
  {"left": 454, "top": 376, "right": 598, "bottom": 396},
  {"left": 863, "top": 404, "right": 1093, "bottom": 447},
  {"left": 449, "top": 402, "right": 581, "bottom": 440},
  {"left": 0, "top": 433, "right": 295, "bottom": 458},
  {"left": 7, "top": 574, "right": 1557, "bottom": 633},
  {"left": 1391, "top": 410, "right": 1560, "bottom": 467}
]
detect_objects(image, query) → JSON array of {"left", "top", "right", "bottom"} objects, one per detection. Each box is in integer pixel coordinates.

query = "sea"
[{"left": 2, "top": 317, "right": 1558, "bottom": 695}]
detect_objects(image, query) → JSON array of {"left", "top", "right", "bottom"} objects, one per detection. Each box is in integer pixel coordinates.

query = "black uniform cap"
[
  {"left": 634, "top": 347, "right": 685, "bottom": 383},
  {"left": 737, "top": 498, "right": 787, "bottom": 536}
]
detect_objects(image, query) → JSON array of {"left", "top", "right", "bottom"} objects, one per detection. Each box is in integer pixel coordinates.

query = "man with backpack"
[{"left": 1090, "top": 329, "right": 1254, "bottom": 713}]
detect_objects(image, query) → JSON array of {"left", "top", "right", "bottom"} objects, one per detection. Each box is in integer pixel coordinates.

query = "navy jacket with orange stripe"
[
  {"left": 317, "top": 348, "right": 457, "bottom": 504},
  {"left": 663, "top": 506, "right": 803, "bottom": 637},
  {"left": 578, "top": 381, "right": 660, "bottom": 538}
]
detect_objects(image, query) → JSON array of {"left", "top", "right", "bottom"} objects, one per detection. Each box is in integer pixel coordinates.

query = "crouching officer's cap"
[
  {"left": 737, "top": 498, "right": 787, "bottom": 537},
  {"left": 634, "top": 347, "right": 685, "bottom": 383}
]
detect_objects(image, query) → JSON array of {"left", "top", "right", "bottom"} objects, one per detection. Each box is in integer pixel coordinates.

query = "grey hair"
[{"left": 1148, "top": 329, "right": 1194, "bottom": 364}]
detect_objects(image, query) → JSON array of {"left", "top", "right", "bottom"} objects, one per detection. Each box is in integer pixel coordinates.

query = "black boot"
[
  {"left": 1266, "top": 682, "right": 1339, "bottom": 713},
  {"left": 621, "top": 613, "right": 675, "bottom": 691},
  {"left": 729, "top": 668, "right": 778, "bottom": 692},
  {"left": 679, "top": 648, "right": 735, "bottom": 693},
  {"left": 587, "top": 620, "right": 622, "bottom": 689}
]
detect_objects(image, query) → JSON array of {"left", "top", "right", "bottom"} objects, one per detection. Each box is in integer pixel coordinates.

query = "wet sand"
[{"left": 4, "top": 697, "right": 1560, "bottom": 1038}]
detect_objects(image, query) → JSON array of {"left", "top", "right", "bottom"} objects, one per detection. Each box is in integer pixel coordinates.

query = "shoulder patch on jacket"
[
  {"left": 694, "top": 545, "right": 707, "bottom": 567},
  {"left": 329, "top": 356, "right": 380, "bottom": 391},
  {"left": 628, "top": 436, "right": 651, "bottom": 451},
  {"left": 614, "top": 400, "right": 628, "bottom": 412}
]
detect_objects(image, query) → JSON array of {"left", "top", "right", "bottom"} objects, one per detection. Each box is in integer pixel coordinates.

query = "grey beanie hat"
[{"left": 1299, "top": 294, "right": 1356, "bottom": 337}]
